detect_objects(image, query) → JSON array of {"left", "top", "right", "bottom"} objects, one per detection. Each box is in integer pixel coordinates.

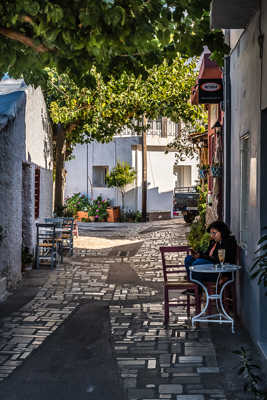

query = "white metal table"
[{"left": 189, "top": 264, "right": 241, "bottom": 333}]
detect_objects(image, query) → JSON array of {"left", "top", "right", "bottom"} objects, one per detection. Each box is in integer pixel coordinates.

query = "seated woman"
[{"left": 185, "top": 220, "right": 237, "bottom": 283}]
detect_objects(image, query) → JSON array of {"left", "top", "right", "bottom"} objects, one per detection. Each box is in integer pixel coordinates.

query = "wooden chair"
[
  {"left": 73, "top": 219, "right": 79, "bottom": 238},
  {"left": 35, "top": 223, "right": 58, "bottom": 269},
  {"left": 160, "top": 246, "right": 201, "bottom": 325},
  {"left": 61, "top": 217, "right": 74, "bottom": 255}
]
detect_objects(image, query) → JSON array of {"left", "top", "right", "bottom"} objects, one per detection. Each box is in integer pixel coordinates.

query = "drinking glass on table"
[{"left": 218, "top": 249, "right": 225, "bottom": 266}]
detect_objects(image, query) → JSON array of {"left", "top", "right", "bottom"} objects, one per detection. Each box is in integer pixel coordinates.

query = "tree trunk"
[
  {"left": 142, "top": 116, "right": 147, "bottom": 222},
  {"left": 121, "top": 191, "right": 125, "bottom": 211},
  {"left": 54, "top": 124, "right": 66, "bottom": 213}
]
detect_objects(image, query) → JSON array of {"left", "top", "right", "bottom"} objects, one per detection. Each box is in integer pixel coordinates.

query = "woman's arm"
[{"left": 224, "top": 237, "right": 237, "bottom": 264}]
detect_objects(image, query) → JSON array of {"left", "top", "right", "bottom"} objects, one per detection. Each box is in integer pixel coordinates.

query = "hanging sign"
[{"left": 198, "top": 79, "right": 223, "bottom": 104}]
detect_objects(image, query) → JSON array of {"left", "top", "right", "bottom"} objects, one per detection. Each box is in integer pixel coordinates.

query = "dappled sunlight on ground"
[{"left": 74, "top": 236, "right": 141, "bottom": 250}]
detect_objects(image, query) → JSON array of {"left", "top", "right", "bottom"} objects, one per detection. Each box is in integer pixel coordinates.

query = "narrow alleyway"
[{"left": 0, "top": 219, "right": 264, "bottom": 399}]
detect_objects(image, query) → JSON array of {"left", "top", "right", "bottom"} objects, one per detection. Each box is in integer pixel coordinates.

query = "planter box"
[
  {"left": 199, "top": 169, "right": 208, "bottom": 179},
  {"left": 107, "top": 207, "right": 120, "bottom": 223},
  {"left": 211, "top": 166, "right": 223, "bottom": 177},
  {"left": 76, "top": 211, "right": 88, "bottom": 221}
]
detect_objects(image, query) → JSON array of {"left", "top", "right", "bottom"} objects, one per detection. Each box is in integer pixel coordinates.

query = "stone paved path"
[{"left": 0, "top": 219, "right": 228, "bottom": 399}]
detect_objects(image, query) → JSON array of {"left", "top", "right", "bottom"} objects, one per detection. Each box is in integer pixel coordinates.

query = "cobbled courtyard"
[{"left": 0, "top": 219, "right": 235, "bottom": 399}]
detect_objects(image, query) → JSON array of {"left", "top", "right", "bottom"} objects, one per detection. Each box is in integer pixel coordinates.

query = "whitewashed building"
[
  {"left": 0, "top": 79, "right": 53, "bottom": 297},
  {"left": 211, "top": 0, "right": 267, "bottom": 358},
  {"left": 64, "top": 118, "right": 199, "bottom": 219}
]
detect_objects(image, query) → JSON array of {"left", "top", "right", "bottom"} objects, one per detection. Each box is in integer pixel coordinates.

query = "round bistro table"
[{"left": 189, "top": 263, "right": 241, "bottom": 333}]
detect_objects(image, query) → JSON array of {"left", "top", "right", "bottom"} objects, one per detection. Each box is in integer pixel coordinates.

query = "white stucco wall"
[
  {"left": 0, "top": 83, "right": 53, "bottom": 292},
  {"left": 65, "top": 131, "right": 198, "bottom": 214},
  {"left": 25, "top": 87, "right": 53, "bottom": 171},
  {"left": 229, "top": 29, "right": 244, "bottom": 50},
  {"left": 65, "top": 137, "right": 141, "bottom": 208},
  {"left": 228, "top": 9, "right": 264, "bottom": 350},
  {"left": 0, "top": 98, "right": 26, "bottom": 287},
  {"left": 24, "top": 87, "right": 54, "bottom": 252}
]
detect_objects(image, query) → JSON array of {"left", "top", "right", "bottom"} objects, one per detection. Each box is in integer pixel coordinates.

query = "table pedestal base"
[{"left": 190, "top": 268, "right": 236, "bottom": 333}]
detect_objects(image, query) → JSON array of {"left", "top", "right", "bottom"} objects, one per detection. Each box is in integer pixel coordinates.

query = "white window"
[
  {"left": 93, "top": 166, "right": 108, "bottom": 187},
  {"left": 240, "top": 134, "right": 250, "bottom": 246},
  {"left": 174, "top": 165, "right": 192, "bottom": 188}
]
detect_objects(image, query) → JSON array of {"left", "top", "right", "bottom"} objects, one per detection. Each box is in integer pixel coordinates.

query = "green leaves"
[
  {"left": 250, "top": 227, "right": 267, "bottom": 295},
  {"left": 0, "top": 0, "right": 228, "bottom": 85},
  {"left": 233, "top": 347, "right": 267, "bottom": 399},
  {"left": 44, "top": 55, "right": 206, "bottom": 164},
  {"left": 106, "top": 162, "right": 136, "bottom": 191}
]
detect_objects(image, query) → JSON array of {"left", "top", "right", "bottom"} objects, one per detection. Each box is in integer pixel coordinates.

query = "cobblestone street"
[{"left": 0, "top": 219, "right": 260, "bottom": 399}]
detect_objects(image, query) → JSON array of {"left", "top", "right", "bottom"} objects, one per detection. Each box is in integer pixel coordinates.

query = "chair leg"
[
  {"left": 164, "top": 287, "right": 169, "bottom": 325},
  {"left": 51, "top": 248, "right": 56, "bottom": 269},
  {"left": 70, "top": 238, "right": 73, "bottom": 256}
]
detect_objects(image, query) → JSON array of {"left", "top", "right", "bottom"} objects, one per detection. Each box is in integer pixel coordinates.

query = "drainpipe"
[{"left": 224, "top": 56, "right": 231, "bottom": 226}]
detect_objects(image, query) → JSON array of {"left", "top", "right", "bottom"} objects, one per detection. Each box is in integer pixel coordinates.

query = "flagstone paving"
[{"left": 0, "top": 220, "right": 227, "bottom": 399}]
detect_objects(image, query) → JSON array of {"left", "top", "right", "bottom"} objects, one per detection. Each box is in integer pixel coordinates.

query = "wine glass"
[{"left": 218, "top": 249, "right": 225, "bottom": 267}]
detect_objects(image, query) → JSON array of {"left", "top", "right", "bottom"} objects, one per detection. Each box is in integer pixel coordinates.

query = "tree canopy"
[
  {"left": 46, "top": 56, "right": 206, "bottom": 151},
  {"left": 0, "top": 0, "right": 228, "bottom": 86}
]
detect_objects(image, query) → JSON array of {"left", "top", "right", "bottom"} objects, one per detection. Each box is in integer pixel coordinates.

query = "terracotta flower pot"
[
  {"left": 88, "top": 216, "right": 95, "bottom": 222},
  {"left": 107, "top": 207, "right": 120, "bottom": 222},
  {"left": 76, "top": 211, "right": 88, "bottom": 221}
]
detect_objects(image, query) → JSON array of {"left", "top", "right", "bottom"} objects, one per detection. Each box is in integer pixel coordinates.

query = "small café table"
[{"left": 189, "top": 263, "right": 241, "bottom": 333}]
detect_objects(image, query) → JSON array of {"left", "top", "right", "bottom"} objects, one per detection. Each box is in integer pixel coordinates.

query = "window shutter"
[
  {"left": 34, "top": 168, "right": 40, "bottom": 219},
  {"left": 161, "top": 117, "right": 167, "bottom": 137}
]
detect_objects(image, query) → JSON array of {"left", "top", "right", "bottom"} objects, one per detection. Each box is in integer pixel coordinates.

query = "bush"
[
  {"left": 88, "top": 196, "right": 111, "bottom": 221},
  {"left": 187, "top": 183, "right": 210, "bottom": 253},
  {"left": 64, "top": 193, "right": 90, "bottom": 215},
  {"left": 120, "top": 209, "right": 142, "bottom": 223}
]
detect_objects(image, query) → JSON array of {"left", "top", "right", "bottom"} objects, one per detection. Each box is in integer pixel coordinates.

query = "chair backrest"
[
  {"left": 160, "top": 246, "right": 191, "bottom": 283},
  {"left": 36, "top": 223, "right": 56, "bottom": 243},
  {"left": 63, "top": 217, "right": 74, "bottom": 229},
  {"left": 44, "top": 218, "right": 63, "bottom": 227}
]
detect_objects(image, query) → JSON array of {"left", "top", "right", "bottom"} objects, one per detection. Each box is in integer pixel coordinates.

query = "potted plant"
[
  {"left": 210, "top": 163, "right": 223, "bottom": 177},
  {"left": 65, "top": 193, "right": 90, "bottom": 221},
  {"left": 125, "top": 209, "right": 135, "bottom": 222},
  {"left": 199, "top": 164, "right": 209, "bottom": 179},
  {"left": 134, "top": 210, "right": 142, "bottom": 223},
  {"left": 87, "top": 205, "right": 96, "bottom": 222},
  {"left": 88, "top": 196, "right": 110, "bottom": 222},
  {"left": 106, "top": 161, "right": 136, "bottom": 220}
]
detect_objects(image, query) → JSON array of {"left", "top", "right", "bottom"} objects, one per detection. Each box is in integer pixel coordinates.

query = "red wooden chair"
[{"left": 160, "top": 246, "right": 201, "bottom": 325}]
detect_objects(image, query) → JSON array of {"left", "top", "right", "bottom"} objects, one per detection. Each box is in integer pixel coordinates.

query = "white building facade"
[
  {"left": 65, "top": 118, "right": 199, "bottom": 219},
  {"left": 0, "top": 80, "right": 53, "bottom": 296},
  {"left": 211, "top": 0, "right": 267, "bottom": 358}
]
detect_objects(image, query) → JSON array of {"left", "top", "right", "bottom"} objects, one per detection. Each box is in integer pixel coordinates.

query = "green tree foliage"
[
  {"left": 45, "top": 56, "right": 206, "bottom": 209},
  {"left": 46, "top": 56, "right": 206, "bottom": 147},
  {"left": 0, "top": 1, "right": 228, "bottom": 86},
  {"left": 106, "top": 161, "right": 137, "bottom": 209}
]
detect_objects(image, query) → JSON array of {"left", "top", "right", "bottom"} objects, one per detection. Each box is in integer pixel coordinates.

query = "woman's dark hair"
[{"left": 207, "top": 220, "right": 231, "bottom": 239}]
